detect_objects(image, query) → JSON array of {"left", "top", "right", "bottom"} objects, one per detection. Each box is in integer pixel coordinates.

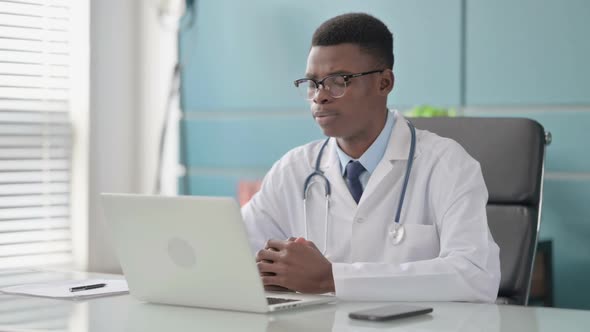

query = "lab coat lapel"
[
  {"left": 360, "top": 111, "right": 419, "bottom": 204},
  {"left": 320, "top": 139, "right": 358, "bottom": 206}
]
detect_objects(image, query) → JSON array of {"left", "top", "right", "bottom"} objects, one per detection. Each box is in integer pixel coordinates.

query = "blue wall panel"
[
  {"left": 179, "top": 175, "right": 250, "bottom": 198},
  {"left": 182, "top": 114, "right": 322, "bottom": 169},
  {"left": 466, "top": 0, "right": 590, "bottom": 105},
  {"left": 180, "top": 0, "right": 462, "bottom": 111}
]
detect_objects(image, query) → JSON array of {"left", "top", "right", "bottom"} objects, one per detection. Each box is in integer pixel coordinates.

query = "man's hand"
[
  {"left": 255, "top": 237, "right": 295, "bottom": 292},
  {"left": 255, "top": 238, "right": 335, "bottom": 294}
]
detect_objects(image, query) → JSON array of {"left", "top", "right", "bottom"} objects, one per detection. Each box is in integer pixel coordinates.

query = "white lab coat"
[{"left": 242, "top": 111, "right": 501, "bottom": 302}]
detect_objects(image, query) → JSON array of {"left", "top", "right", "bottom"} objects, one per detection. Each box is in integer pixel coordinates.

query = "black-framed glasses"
[{"left": 293, "top": 69, "right": 384, "bottom": 100}]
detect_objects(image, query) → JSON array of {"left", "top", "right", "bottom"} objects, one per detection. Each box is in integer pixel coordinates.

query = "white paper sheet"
[{"left": 0, "top": 278, "right": 129, "bottom": 300}]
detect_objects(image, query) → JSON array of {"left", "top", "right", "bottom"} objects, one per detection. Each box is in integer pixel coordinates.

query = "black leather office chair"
[{"left": 411, "top": 117, "right": 550, "bottom": 305}]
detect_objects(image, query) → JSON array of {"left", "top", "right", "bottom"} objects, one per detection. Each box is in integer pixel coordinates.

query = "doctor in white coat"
[{"left": 242, "top": 13, "right": 501, "bottom": 302}]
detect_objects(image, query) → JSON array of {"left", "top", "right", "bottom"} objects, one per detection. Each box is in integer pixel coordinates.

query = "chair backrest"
[{"left": 410, "top": 117, "right": 547, "bottom": 305}]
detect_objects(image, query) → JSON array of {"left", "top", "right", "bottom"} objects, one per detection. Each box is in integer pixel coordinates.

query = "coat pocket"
[{"left": 386, "top": 223, "right": 440, "bottom": 264}]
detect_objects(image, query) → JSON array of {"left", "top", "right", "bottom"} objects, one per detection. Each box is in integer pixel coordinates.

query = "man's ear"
[{"left": 379, "top": 70, "right": 394, "bottom": 95}]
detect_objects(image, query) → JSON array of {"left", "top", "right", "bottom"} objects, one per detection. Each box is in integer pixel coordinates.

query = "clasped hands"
[{"left": 255, "top": 237, "right": 335, "bottom": 294}]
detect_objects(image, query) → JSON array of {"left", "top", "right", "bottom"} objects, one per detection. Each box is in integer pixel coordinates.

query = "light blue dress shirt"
[{"left": 336, "top": 110, "right": 395, "bottom": 190}]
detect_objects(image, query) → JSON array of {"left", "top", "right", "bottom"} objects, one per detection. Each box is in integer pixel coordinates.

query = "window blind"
[{"left": 0, "top": 0, "right": 75, "bottom": 269}]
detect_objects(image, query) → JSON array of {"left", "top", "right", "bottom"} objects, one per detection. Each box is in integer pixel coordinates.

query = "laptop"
[{"left": 100, "top": 193, "right": 334, "bottom": 313}]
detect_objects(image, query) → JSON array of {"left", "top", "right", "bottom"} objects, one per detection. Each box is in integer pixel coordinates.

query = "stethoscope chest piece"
[{"left": 389, "top": 224, "right": 405, "bottom": 245}]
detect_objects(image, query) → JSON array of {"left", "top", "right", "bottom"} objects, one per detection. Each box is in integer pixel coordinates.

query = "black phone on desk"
[{"left": 349, "top": 304, "right": 433, "bottom": 321}]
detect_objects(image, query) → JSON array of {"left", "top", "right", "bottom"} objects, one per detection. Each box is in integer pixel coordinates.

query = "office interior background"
[{"left": 1, "top": 0, "right": 589, "bottom": 312}]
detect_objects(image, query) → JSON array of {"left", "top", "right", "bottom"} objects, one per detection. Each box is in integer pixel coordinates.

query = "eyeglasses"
[{"left": 294, "top": 69, "right": 384, "bottom": 100}]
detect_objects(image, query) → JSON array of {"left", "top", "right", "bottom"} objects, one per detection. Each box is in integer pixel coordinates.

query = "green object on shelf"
[{"left": 405, "top": 105, "right": 457, "bottom": 117}]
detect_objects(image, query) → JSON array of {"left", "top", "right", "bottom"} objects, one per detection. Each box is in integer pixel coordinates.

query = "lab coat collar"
[
  {"left": 320, "top": 138, "right": 339, "bottom": 171},
  {"left": 318, "top": 110, "right": 419, "bottom": 206},
  {"left": 385, "top": 110, "right": 420, "bottom": 161},
  {"left": 319, "top": 110, "right": 418, "bottom": 171},
  {"left": 358, "top": 110, "right": 420, "bottom": 204},
  {"left": 320, "top": 138, "right": 358, "bottom": 205}
]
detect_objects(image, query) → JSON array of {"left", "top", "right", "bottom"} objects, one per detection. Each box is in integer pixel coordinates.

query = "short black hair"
[{"left": 311, "top": 13, "right": 394, "bottom": 69}]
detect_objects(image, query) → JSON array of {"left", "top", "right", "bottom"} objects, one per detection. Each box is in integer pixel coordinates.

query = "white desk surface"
[{"left": 0, "top": 269, "right": 588, "bottom": 332}]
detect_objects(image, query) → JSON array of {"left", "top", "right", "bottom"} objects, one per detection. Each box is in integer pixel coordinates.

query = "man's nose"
[{"left": 312, "top": 85, "right": 332, "bottom": 105}]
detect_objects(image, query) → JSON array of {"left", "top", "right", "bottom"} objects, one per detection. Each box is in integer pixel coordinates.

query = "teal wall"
[
  {"left": 179, "top": 0, "right": 590, "bottom": 309},
  {"left": 466, "top": 0, "right": 590, "bottom": 105},
  {"left": 180, "top": 0, "right": 462, "bottom": 110}
]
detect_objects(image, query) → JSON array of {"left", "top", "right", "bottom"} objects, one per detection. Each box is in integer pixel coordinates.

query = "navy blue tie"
[{"left": 345, "top": 160, "right": 365, "bottom": 204}]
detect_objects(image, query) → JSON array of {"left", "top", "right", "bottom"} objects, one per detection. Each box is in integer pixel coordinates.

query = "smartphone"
[{"left": 348, "top": 304, "right": 433, "bottom": 321}]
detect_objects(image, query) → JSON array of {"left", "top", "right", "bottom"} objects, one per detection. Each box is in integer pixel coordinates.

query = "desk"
[{"left": 0, "top": 269, "right": 588, "bottom": 332}]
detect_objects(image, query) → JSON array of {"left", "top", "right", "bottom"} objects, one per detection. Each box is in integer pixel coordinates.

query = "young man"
[{"left": 241, "top": 13, "right": 500, "bottom": 302}]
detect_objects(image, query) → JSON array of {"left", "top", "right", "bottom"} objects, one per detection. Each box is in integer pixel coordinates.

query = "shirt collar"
[{"left": 336, "top": 110, "right": 396, "bottom": 175}]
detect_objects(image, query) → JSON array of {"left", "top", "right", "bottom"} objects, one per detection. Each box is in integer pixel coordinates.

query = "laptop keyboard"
[{"left": 266, "top": 297, "right": 301, "bottom": 305}]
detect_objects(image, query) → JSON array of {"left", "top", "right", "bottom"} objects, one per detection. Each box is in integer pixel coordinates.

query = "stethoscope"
[{"left": 302, "top": 119, "right": 416, "bottom": 254}]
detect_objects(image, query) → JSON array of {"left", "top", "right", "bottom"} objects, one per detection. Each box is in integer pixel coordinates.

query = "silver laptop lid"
[{"left": 100, "top": 194, "right": 270, "bottom": 313}]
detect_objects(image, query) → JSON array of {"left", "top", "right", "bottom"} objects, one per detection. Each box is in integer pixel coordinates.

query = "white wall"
[
  {"left": 89, "top": 0, "right": 138, "bottom": 272},
  {"left": 70, "top": 0, "right": 91, "bottom": 270},
  {"left": 89, "top": 0, "right": 178, "bottom": 273}
]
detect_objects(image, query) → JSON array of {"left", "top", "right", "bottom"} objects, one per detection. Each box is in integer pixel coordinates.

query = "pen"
[{"left": 69, "top": 283, "right": 107, "bottom": 292}]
